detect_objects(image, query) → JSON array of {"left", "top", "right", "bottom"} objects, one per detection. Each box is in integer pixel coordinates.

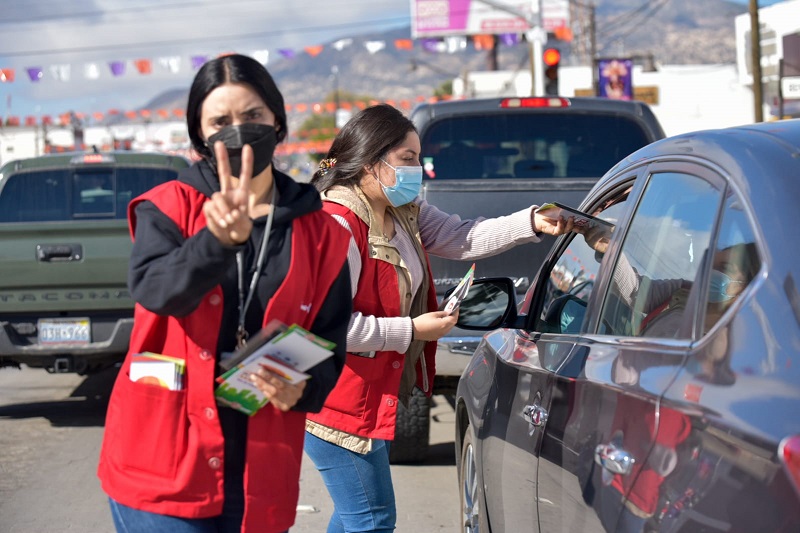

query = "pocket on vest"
[{"left": 108, "top": 373, "right": 189, "bottom": 478}]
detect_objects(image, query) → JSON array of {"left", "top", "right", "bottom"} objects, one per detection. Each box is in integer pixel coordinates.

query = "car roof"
[
  {"left": 586, "top": 118, "right": 800, "bottom": 260},
  {"left": 598, "top": 119, "right": 800, "bottom": 188},
  {"left": 0, "top": 151, "right": 190, "bottom": 176}
]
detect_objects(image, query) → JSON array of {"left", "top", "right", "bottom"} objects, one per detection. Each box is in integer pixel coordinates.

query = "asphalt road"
[{"left": 0, "top": 365, "right": 461, "bottom": 533}]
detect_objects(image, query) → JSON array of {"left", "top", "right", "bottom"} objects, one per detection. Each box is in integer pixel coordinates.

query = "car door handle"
[
  {"left": 594, "top": 442, "right": 636, "bottom": 476},
  {"left": 36, "top": 244, "right": 82, "bottom": 262},
  {"left": 522, "top": 403, "right": 548, "bottom": 428}
]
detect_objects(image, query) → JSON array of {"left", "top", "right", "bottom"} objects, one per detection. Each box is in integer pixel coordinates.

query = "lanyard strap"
[{"left": 236, "top": 187, "right": 276, "bottom": 348}]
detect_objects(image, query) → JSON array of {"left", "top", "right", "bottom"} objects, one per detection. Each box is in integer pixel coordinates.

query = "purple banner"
[{"left": 598, "top": 58, "right": 633, "bottom": 100}]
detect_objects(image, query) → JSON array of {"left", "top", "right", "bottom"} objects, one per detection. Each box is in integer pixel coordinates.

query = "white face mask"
[{"left": 378, "top": 159, "right": 423, "bottom": 207}]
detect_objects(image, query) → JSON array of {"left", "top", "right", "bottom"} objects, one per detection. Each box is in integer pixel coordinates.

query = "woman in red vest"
[
  {"left": 305, "top": 103, "right": 574, "bottom": 532},
  {"left": 97, "top": 54, "right": 352, "bottom": 533}
]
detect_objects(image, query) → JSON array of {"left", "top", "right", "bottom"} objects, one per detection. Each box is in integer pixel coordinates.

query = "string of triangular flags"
[
  {"left": 1, "top": 32, "right": 526, "bottom": 127},
  {"left": 0, "top": 33, "right": 521, "bottom": 85}
]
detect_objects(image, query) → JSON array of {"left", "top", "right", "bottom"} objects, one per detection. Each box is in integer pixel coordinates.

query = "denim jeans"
[
  {"left": 304, "top": 432, "right": 396, "bottom": 533},
  {"left": 108, "top": 495, "right": 283, "bottom": 533}
]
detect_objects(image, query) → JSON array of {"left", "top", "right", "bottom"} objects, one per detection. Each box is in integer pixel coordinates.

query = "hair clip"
[{"left": 318, "top": 158, "right": 336, "bottom": 176}]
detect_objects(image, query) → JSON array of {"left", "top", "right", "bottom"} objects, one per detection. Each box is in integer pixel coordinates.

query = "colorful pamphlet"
[
  {"left": 214, "top": 320, "right": 336, "bottom": 416},
  {"left": 535, "top": 202, "right": 615, "bottom": 230},
  {"left": 129, "top": 352, "right": 185, "bottom": 391},
  {"left": 440, "top": 263, "right": 476, "bottom": 315}
]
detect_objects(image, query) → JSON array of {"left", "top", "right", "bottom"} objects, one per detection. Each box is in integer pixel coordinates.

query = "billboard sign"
[
  {"left": 597, "top": 58, "right": 633, "bottom": 100},
  {"left": 411, "top": 0, "right": 534, "bottom": 38}
]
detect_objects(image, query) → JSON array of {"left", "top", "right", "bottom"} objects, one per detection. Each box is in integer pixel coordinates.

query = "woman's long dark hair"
[
  {"left": 311, "top": 104, "right": 417, "bottom": 193},
  {"left": 186, "top": 54, "right": 288, "bottom": 159}
]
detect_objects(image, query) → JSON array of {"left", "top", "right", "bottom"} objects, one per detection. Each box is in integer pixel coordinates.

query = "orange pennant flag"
[
  {"left": 473, "top": 35, "right": 495, "bottom": 51},
  {"left": 394, "top": 39, "right": 413, "bottom": 51},
  {"left": 554, "top": 27, "right": 574, "bottom": 42},
  {"left": 134, "top": 59, "right": 152, "bottom": 74},
  {"left": 304, "top": 45, "right": 324, "bottom": 57},
  {"left": 0, "top": 68, "right": 15, "bottom": 82}
]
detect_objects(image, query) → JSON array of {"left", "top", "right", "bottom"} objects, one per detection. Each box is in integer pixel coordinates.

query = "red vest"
[
  {"left": 306, "top": 201, "right": 438, "bottom": 440},
  {"left": 97, "top": 181, "right": 349, "bottom": 533}
]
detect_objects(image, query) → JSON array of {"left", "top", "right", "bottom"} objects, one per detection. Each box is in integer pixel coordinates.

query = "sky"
[
  {"left": 0, "top": 0, "right": 789, "bottom": 123},
  {"left": 0, "top": 0, "right": 413, "bottom": 122}
]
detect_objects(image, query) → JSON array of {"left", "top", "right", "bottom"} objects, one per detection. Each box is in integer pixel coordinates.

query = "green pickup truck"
[{"left": 0, "top": 151, "right": 189, "bottom": 374}]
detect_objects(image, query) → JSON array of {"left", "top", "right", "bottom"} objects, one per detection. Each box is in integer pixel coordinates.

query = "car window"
[
  {"left": 420, "top": 113, "right": 652, "bottom": 180},
  {"left": 0, "top": 166, "right": 179, "bottom": 222},
  {"left": 531, "top": 188, "right": 631, "bottom": 335},
  {"left": 598, "top": 172, "right": 723, "bottom": 339},
  {"left": 701, "top": 194, "right": 761, "bottom": 334}
]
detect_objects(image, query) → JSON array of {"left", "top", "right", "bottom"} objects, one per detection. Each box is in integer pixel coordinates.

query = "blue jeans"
[
  {"left": 109, "top": 496, "right": 284, "bottom": 533},
  {"left": 304, "top": 432, "right": 396, "bottom": 533}
]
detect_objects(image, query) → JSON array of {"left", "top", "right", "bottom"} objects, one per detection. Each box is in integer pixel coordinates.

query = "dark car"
[
  {"left": 453, "top": 119, "right": 800, "bottom": 532},
  {"left": 389, "top": 96, "right": 665, "bottom": 465}
]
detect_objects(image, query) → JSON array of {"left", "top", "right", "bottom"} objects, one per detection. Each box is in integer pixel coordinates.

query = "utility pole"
[
  {"left": 589, "top": 2, "right": 597, "bottom": 93},
  {"left": 749, "top": 0, "right": 764, "bottom": 122}
]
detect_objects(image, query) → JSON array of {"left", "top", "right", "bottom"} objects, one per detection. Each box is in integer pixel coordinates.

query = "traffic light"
[{"left": 543, "top": 48, "right": 561, "bottom": 96}]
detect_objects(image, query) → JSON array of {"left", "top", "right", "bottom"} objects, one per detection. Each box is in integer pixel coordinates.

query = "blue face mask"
[
  {"left": 708, "top": 269, "right": 743, "bottom": 303},
  {"left": 379, "top": 159, "right": 423, "bottom": 207}
]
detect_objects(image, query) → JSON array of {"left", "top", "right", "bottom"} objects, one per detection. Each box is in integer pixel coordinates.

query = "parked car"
[
  {"left": 389, "top": 96, "right": 665, "bottom": 464},
  {"left": 0, "top": 151, "right": 189, "bottom": 374},
  {"left": 454, "top": 119, "right": 800, "bottom": 532}
]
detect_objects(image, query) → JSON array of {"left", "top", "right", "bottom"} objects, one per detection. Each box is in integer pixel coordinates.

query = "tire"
[
  {"left": 389, "top": 387, "right": 431, "bottom": 464},
  {"left": 459, "top": 427, "right": 483, "bottom": 533}
]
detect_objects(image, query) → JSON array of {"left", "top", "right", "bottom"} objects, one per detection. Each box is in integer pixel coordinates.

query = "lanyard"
[{"left": 236, "top": 187, "right": 276, "bottom": 349}]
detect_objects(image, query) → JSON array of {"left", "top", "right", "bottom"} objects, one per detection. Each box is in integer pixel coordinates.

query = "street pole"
[
  {"left": 749, "top": 0, "right": 764, "bottom": 122},
  {"left": 331, "top": 65, "right": 340, "bottom": 112}
]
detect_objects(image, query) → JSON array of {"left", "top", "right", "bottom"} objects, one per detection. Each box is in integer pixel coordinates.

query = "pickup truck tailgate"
[{"left": 0, "top": 220, "right": 133, "bottom": 314}]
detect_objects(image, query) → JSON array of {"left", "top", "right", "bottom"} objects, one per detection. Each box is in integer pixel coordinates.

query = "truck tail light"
[
  {"left": 500, "top": 97, "right": 571, "bottom": 109},
  {"left": 780, "top": 435, "right": 800, "bottom": 496}
]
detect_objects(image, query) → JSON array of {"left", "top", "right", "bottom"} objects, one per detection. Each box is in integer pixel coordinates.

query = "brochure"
[
  {"left": 440, "top": 263, "right": 475, "bottom": 315},
  {"left": 535, "top": 202, "right": 615, "bottom": 231},
  {"left": 215, "top": 320, "right": 336, "bottom": 416},
  {"left": 129, "top": 352, "right": 185, "bottom": 391}
]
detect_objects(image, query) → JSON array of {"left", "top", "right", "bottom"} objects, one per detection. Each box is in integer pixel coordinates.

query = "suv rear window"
[
  {"left": 421, "top": 112, "right": 652, "bottom": 180},
  {"left": 0, "top": 166, "right": 179, "bottom": 223}
]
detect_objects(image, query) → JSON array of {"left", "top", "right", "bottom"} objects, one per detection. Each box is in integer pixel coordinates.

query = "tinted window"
[
  {"left": 531, "top": 188, "right": 631, "bottom": 335},
  {"left": 701, "top": 194, "right": 760, "bottom": 333},
  {"left": 599, "top": 172, "right": 723, "bottom": 339},
  {"left": 0, "top": 166, "right": 178, "bottom": 222},
  {"left": 420, "top": 113, "right": 652, "bottom": 180}
]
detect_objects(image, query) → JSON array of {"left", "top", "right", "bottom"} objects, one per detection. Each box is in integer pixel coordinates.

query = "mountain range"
[{"left": 141, "top": 0, "right": 749, "bottom": 134}]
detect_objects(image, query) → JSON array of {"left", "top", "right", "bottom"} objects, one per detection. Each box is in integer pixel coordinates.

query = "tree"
[{"left": 434, "top": 80, "right": 453, "bottom": 99}]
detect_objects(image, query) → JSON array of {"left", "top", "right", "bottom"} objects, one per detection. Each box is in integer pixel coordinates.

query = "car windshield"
[
  {"left": 420, "top": 112, "right": 652, "bottom": 180},
  {"left": 0, "top": 166, "right": 179, "bottom": 222}
]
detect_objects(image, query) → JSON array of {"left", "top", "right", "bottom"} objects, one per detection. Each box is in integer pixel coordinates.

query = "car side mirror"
[
  {"left": 544, "top": 294, "right": 587, "bottom": 334},
  {"left": 450, "top": 277, "right": 518, "bottom": 330}
]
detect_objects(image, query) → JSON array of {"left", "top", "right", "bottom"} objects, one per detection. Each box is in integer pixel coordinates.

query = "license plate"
[{"left": 37, "top": 318, "right": 91, "bottom": 345}]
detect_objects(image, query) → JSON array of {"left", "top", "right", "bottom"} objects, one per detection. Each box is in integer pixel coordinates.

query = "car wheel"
[
  {"left": 389, "top": 387, "right": 431, "bottom": 464},
  {"left": 460, "top": 427, "right": 483, "bottom": 533}
]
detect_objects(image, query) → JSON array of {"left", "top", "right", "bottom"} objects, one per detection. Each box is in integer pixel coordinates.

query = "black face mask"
[{"left": 207, "top": 123, "right": 277, "bottom": 177}]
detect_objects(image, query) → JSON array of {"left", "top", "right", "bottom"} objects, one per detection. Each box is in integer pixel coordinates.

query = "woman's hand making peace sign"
[{"left": 203, "top": 141, "right": 254, "bottom": 246}]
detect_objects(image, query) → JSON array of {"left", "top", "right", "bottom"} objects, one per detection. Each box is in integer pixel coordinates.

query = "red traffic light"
[{"left": 543, "top": 48, "right": 561, "bottom": 66}]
